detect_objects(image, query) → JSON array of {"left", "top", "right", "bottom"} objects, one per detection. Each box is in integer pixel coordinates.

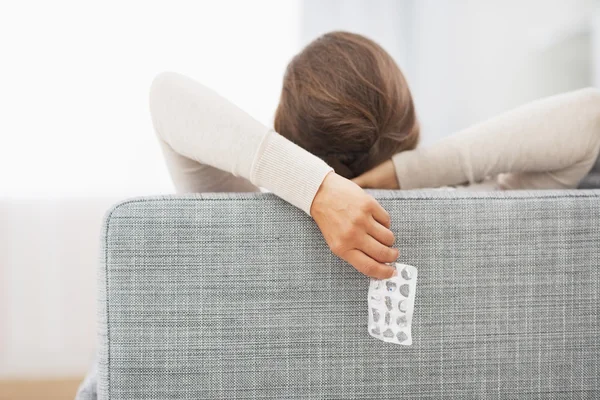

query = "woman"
[
  {"left": 149, "top": 31, "right": 600, "bottom": 280},
  {"left": 77, "top": 31, "right": 600, "bottom": 398}
]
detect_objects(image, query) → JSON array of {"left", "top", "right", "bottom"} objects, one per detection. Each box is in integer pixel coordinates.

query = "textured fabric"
[
  {"left": 150, "top": 72, "right": 333, "bottom": 214},
  {"left": 393, "top": 88, "right": 600, "bottom": 191},
  {"left": 98, "top": 190, "right": 600, "bottom": 399}
]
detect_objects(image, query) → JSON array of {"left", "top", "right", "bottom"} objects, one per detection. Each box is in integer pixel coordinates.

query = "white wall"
[
  {"left": 300, "top": 0, "right": 415, "bottom": 79},
  {"left": 0, "top": 0, "right": 301, "bottom": 379},
  {"left": 593, "top": 6, "right": 600, "bottom": 86},
  {"left": 411, "top": 0, "right": 595, "bottom": 143},
  {"left": 301, "top": 0, "right": 597, "bottom": 144},
  {"left": 0, "top": 198, "right": 118, "bottom": 378},
  {"left": 0, "top": 0, "right": 300, "bottom": 198}
]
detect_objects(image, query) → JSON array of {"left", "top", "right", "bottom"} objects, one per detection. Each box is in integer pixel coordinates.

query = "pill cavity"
[
  {"left": 384, "top": 312, "right": 391, "bottom": 325},
  {"left": 398, "top": 300, "right": 408, "bottom": 312},
  {"left": 401, "top": 268, "right": 412, "bottom": 280},
  {"left": 371, "top": 326, "right": 380, "bottom": 335},
  {"left": 384, "top": 296, "right": 392, "bottom": 310},
  {"left": 383, "top": 328, "right": 394, "bottom": 338},
  {"left": 396, "top": 331, "right": 408, "bottom": 342},
  {"left": 396, "top": 316, "right": 408, "bottom": 327},
  {"left": 385, "top": 281, "right": 397, "bottom": 292},
  {"left": 372, "top": 308, "right": 380, "bottom": 323},
  {"left": 399, "top": 284, "right": 410, "bottom": 297}
]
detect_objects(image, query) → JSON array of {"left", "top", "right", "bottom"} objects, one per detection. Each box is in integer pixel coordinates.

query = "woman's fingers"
[
  {"left": 360, "top": 235, "right": 399, "bottom": 263},
  {"left": 370, "top": 200, "right": 392, "bottom": 228},
  {"left": 368, "top": 217, "right": 396, "bottom": 247},
  {"left": 343, "top": 249, "right": 397, "bottom": 279},
  {"left": 311, "top": 172, "right": 400, "bottom": 279}
]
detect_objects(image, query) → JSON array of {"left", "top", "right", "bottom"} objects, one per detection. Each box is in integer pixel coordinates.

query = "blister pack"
[{"left": 367, "top": 263, "right": 418, "bottom": 345}]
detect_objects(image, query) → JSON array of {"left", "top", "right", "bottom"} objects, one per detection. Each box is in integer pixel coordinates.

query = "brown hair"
[{"left": 274, "top": 31, "right": 419, "bottom": 179}]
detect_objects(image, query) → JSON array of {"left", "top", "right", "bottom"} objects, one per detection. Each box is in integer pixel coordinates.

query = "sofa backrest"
[{"left": 98, "top": 190, "right": 600, "bottom": 399}]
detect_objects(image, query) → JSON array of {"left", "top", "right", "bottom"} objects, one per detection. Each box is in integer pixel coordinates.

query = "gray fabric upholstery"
[{"left": 97, "top": 190, "right": 600, "bottom": 399}]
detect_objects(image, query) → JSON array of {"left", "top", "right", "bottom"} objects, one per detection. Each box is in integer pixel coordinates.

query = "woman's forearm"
[
  {"left": 392, "top": 88, "right": 600, "bottom": 189},
  {"left": 149, "top": 72, "right": 333, "bottom": 214},
  {"left": 148, "top": 72, "right": 400, "bottom": 279},
  {"left": 157, "top": 138, "right": 260, "bottom": 193}
]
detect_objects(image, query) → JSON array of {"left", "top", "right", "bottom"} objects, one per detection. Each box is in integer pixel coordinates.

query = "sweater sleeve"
[
  {"left": 392, "top": 88, "right": 600, "bottom": 190},
  {"left": 149, "top": 72, "right": 333, "bottom": 214}
]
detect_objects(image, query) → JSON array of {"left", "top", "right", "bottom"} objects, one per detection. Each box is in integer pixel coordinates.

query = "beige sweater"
[
  {"left": 393, "top": 88, "right": 600, "bottom": 191},
  {"left": 149, "top": 72, "right": 600, "bottom": 213}
]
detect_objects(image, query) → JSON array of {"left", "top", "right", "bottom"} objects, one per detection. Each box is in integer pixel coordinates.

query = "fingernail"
[{"left": 391, "top": 269, "right": 398, "bottom": 277}]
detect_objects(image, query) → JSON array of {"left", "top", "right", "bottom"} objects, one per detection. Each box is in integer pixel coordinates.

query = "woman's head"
[{"left": 274, "top": 31, "right": 419, "bottom": 179}]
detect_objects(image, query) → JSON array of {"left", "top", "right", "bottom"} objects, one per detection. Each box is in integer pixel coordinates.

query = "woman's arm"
[
  {"left": 149, "top": 71, "right": 333, "bottom": 212},
  {"left": 149, "top": 72, "right": 399, "bottom": 279},
  {"left": 392, "top": 88, "right": 600, "bottom": 190},
  {"left": 158, "top": 138, "right": 260, "bottom": 193},
  {"left": 355, "top": 88, "right": 600, "bottom": 190}
]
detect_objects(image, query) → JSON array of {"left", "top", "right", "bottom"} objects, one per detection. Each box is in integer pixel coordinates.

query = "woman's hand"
[
  {"left": 352, "top": 160, "right": 399, "bottom": 189},
  {"left": 310, "top": 172, "right": 399, "bottom": 279}
]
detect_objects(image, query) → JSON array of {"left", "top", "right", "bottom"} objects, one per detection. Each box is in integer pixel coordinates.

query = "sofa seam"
[
  {"left": 103, "top": 208, "right": 114, "bottom": 399},
  {"left": 104, "top": 192, "right": 600, "bottom": 209},
  {"left": 102, "top": 197, "right": 156, "bottom": 399}
]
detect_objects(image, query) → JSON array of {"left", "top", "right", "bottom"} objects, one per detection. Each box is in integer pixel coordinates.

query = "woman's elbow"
[
  {"left": 148, "top": 72, "right": 182, "bottom": 140},
  {"left": 576, "top": 87, "right": 600, "bottom": 163},
  {"left": 579, "top": 87, "right": 600, "bottom": 118},
  {"left": 567, "top": 87, "right": 600, "bottom": 136},
  {"left": 149, "top": 72, "right": 178, "bottom": 114},
  {"left": 583, "top": 87, "right": 600, "bottom": 135}
]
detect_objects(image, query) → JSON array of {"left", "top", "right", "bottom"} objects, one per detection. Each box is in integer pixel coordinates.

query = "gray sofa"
[{"left": 89, "top": 189, "right": 599, "bottom": 399}]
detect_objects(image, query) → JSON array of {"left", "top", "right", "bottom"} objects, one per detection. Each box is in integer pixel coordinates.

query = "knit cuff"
[{"left": 251, "top": 131, "right": 333, "bottom": 215}]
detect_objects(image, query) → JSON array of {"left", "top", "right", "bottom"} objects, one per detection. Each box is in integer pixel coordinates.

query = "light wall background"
[
  {"left": 0, "top": 0, "right": 301, "bottom": 379},
  {"left": 0, "top": 0, "right": 301, "bottom": 198},
  {"left": 302, "top": 0, "right": 598, "bottom": 144},
  {"left": 1, "top": 0, "right": 598, "bottom": 379}
]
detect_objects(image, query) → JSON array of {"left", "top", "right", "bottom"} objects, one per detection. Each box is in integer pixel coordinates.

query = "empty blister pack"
[{"left": 368, "top": 263, "right": 418, "bottom": 345}]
